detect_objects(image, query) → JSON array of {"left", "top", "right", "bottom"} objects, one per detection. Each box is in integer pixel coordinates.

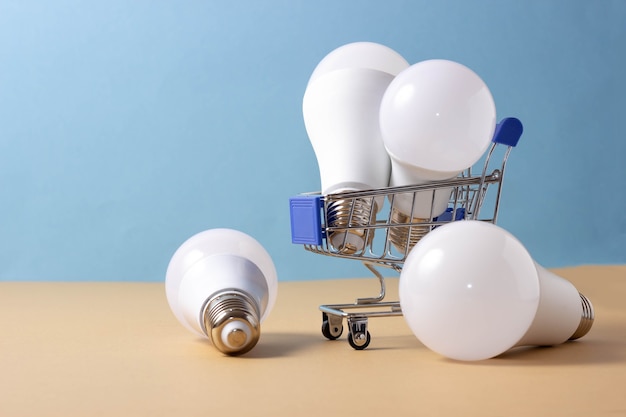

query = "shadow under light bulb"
[
  {"left": 165, "top": 228, "right": 278, "bottom": 355},
  {"left": 379, "top": 59, "right": 496, "bottom": 252},
  {"left": 399, "top": 221, "right": 594, "bottom": 361},
  {"left": 303, "top": 43, "right": 409, "bottom": 255}
]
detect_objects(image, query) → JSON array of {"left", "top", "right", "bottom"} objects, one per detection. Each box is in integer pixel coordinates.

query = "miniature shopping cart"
[{"left": 289, "top": 117, "right": 523, "bottom": 350}]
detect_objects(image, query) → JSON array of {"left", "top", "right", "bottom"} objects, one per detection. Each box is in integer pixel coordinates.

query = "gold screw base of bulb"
[
  {"left": 569, "top": 292, "right": 595, "bottom": 340},
  {"left": 388, "top": 208, "right": 431, "bottom": 254},
  {"left": 326, "top": 198, "right": 377, "bottom": 254},
  {"left": 202, "top": 290, "right": 261, "bottom": 356}
]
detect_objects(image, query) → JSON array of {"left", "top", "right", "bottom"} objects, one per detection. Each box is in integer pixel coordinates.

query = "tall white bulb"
[
  {"left": 165, "top": 228, "right": 278, "bottom": 355},
  {"left": 379, "top": 60, "right": 496, "bottom": 252},
  {"left": 303, "top": 68, "right": 394, "bottom": 253},
  {"left": 399, "top": 221, "right": 594, "bottom": 361},
  {"left": 302, "top": 42, "right": 408, "bottom": 255}
]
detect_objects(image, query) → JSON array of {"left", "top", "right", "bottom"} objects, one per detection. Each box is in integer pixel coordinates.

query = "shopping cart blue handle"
[
  {"left": 492, "top": 117, "right": 523, "bottom": 147},
  {"left": 289, "top": 195, "right": 324, "bottom": 245}
]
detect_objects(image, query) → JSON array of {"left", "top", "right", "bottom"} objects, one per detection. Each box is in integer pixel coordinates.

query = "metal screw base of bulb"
[
  {"left": 569, "top": 292, "right": 595, "bottom": 340},
  {"left": 202, "top": 289, "right": 261, "bottom": 356},
  {"left": 388, "top": 208, "right": 431, "bottom": 254},
  {"left": 326, "top": 198, "right": 377, "bottom": 254}
]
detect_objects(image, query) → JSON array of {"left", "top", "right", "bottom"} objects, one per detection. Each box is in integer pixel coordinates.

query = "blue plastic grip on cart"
[
  {"left": 289, "top": 195, "right": 324, "bottom": 245},
  {"left": 492, "top": 117, "right": 523, "bottom": 147},
  {"left": 434, "top": 207, "right": 466, "bottom": 222}
]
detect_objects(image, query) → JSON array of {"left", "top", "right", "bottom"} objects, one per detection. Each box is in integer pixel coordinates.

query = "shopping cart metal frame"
[{"left": 289, "top": 117, "right": 523, "bottom": 349}]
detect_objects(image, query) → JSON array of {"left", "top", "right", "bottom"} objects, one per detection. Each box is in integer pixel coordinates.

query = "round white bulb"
[
  {"left": 307, "top": 41, "right": 409, "bottom": 86},
  {"left": 399, "top": 221, "right": 593, "bottom": 361},
  {"left": 380, "top": 59, "right": 496, "bottom": 222},
  {"left": 380, "top": 59, "right": 496, "bottom": 180},
  {"left": 165, "top": 228, "right": 278, "bottom": 355}
]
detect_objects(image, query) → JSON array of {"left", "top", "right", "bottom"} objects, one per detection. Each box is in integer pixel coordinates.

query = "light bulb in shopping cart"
[
  {"left": 303, "top": 59, "right": 405, "bottom": 254},
  {"left": 165, "top": 228, "right": 278, "bottom": 355},
  {"left": 302, "top": 42, "right": 408, "bottom": 255},
  {"left": 399, "top": 221, "right": 594, "bottom": 361},
  {"left": 379, "top": 59, "right": 496, "bottom": 252}
]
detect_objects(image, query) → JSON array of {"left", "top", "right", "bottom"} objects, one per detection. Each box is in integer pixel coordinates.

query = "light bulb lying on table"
[
  {"left": 303, "top": 68, "right": 396, "bottom": 254},
  {"left": 303, "top": 42, "right": 409, "bottom": 255},
  {"left": 399, "top": 221, "right": 594, "bottom": 361},
  {"left": 165, "top": 228, "right": 278, "bottom": 355},
  {"left": 379, "top": 59, "right": 496, "bottom": 253}
]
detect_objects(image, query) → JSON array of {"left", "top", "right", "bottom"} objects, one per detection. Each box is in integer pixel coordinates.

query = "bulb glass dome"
[
  {"left": 307, "top": 41, "right": 409, "bottom": 86},
  {"left": 399, "top": 221, "right": 585, "bottom": 361},
  {"left": 380, "top": 59, "right": 496, "bottom": 180}
]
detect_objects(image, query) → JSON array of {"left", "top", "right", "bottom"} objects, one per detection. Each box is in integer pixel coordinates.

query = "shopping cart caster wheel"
[
  {"left": 321, "top": 313, "right": 343, "bottom": 340},
  {"left": 348, "top": 331, "right": 371, "bottom": 350}
]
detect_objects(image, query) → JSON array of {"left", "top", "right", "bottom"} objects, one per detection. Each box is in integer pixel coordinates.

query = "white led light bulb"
[
  {"left": 165, "top": 228, "right": 278, "bottom": 355},
  {"left": 302, "top": 42, "right": 409, "bottom": 255},
  {"left": 399, "top": 221, "right": 594, "bottom": 361},
  {"left": 380, "top": 59, "right": 496, "bottom": 252}
]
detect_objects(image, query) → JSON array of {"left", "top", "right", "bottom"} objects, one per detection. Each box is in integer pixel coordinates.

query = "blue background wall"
[{"left": 1, "top": 0, "right": 625, "bottom": 282}]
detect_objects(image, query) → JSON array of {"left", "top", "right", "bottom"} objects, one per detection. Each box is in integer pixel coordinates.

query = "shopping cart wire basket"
[{"left": 289, "top": 117, "right": 523, "bottom": 349}]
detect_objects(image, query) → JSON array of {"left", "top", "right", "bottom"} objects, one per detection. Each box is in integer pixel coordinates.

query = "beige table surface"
[{"left": 0, "top": 265, "right": 624, "bottom": 417}]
